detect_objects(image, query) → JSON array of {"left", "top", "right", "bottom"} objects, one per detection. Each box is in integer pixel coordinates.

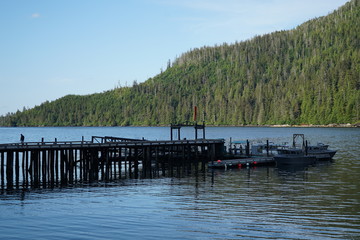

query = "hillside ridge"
[{"left": 1, "top": 0, "right": 359, "bottom": 127}]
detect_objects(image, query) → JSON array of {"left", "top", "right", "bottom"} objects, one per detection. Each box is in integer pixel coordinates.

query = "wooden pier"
[{"left": 0, "top": 136, "right": 225, "bottom": 190}]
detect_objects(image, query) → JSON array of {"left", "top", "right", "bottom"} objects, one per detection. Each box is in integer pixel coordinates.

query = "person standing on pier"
[{"left": 20, "top": 134, "right": 25, "bottom": 143}]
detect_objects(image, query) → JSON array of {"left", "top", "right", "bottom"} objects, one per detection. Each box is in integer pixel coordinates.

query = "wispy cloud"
[{"left": 31, "top": 13, "right": 41, "bottom": 18}]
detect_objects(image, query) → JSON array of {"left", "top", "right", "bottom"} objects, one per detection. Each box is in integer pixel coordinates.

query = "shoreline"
[{"left": 1, "top": 123, "right": 359, "bottom": 128}]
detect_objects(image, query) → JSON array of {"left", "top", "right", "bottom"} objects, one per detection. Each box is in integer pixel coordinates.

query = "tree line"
[{"left": 1, "top": 0, "right": 359, "bottom": 127}]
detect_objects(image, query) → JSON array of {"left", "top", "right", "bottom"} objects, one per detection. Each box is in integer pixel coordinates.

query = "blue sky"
[{"left": 0, "top": 0, "right": 349, "bottom": 115}]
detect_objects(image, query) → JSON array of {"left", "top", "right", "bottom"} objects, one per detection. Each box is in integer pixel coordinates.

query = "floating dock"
[{"left": 208, "top": 156, "right": 275, "bottom": 169}]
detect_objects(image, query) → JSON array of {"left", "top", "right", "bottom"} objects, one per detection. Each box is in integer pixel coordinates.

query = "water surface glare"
[{"left": 0, "top": 127, "right": 359, "bottom": 239}]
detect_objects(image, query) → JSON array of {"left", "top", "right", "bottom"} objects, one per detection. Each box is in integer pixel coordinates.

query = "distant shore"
[
  {"left": 0, "top": 123, "right": 359, "bottom": 128},
  {"left": 202, "top": 123, "right": 360, "bottom": 128},
  {"left": 268, "top": 123, "right": 359, "bottom": 128}
]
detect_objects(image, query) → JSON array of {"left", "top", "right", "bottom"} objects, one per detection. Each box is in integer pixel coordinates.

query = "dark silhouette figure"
[{"left": 20, "top": 134, "right": 25, "bottom": 143}]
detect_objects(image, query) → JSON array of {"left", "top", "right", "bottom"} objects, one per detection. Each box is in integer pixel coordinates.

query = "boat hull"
[
  {"left": 274, "top": 155, "right": 316, "bottom": 166},
  {"left": 310, "top": 150, "right": 337, "bottom": 160}
]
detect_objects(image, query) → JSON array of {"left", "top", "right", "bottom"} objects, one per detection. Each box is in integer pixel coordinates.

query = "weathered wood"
[
  {"left": 42, "top": 150, "right": 47, "bottom": 188},
  {"left": 15, "top": 152, "right": 19, "bottom": 188},
  {"left": 6, "top": 151, "right": 14, "bottom": 189},
  {"left": 21, "top": 151, "right": 25, "bottom": 187},
  {"left": 25, "top": 151, "right": 29, "bottom": 187},
  {"left": 1, "top": 152, "right": 4, "bottom": 187},
  {"left": 50, "top": 150, "right": 55, "bottom": 185},
  {"left": 0, "top": 137, "right": 225, "bottom": 190}
]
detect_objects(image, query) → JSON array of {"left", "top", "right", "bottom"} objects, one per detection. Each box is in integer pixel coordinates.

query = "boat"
[
  {"left": 274, "top": 134, "right": 336, "bottom": 166},
  {"left": 307, "top": 143, "right": 337, "bottom": 160},
  {"left": 274, "top": 148, "right": 316, "bottom": 166},
  {"left": 251, "top": 141, "right": 287, "bottom": 156}
]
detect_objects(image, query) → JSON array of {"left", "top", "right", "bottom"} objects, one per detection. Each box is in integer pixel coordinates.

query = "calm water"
[{"left": 0, "top": 127, "right": 359, "bottom": 239}]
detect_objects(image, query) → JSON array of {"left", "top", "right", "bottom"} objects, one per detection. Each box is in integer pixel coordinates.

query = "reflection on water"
[{"left": 0, "top": 127, "right": 359, "bottom": 239}]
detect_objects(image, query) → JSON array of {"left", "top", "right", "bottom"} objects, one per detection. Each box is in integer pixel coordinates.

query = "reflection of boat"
[{"left": 274, "top": 148, "right": 316, "bottom": 166}]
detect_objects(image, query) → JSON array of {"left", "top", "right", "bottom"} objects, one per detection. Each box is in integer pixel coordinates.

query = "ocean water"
[{"left": 0, "top": 127, "right": 359, "bottom": 239}]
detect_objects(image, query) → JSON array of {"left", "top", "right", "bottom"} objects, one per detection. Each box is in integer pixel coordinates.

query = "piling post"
[
  {"left": 87, "top": 150, "right": 93, "bottom": 182},
  {"left": 60, "top": 150, "right": 66, "bottom": 185},
  {"left": 203, "top": 122, "right": 206, "bottom": 139},
  {"left": 74, "top": 149, "right": 78, "bottom": 183},
  {"left": 128, "top": 148, "right": 133, "bottom": 178},
  {"left": 124, "top": 147, "right": 128, "bottom": 179},
  {"left": 95, "top": 149, "right": 100, "bottom": 181},
  {"left": 105, "top": 149, "right": 110, "bottom": 181},
  {"left": 49, "top": 150, "right": 55, "bottom": 186},
  {"left": 6, "top": 151, "right": 14, "bottom": 189},
  {"left": 69, "top": 149, "right": 74, "bottom": 184},
  {"left": 246, "top": 140, "right": 250, "bottom": 157},
  {"left": 42, "top": 150, "right": 47, "bottom": 188},
  {"left": 55, "top": 150, "right": 59, "bottom": 183},
  {"left": 65, "top": 150, "right": 70, "bottom": 185},
  {"left": 1, "top": 152, "right": 4, "bottom": 188},
  {"left": 33, "top": 150, "right": 40, "bottom": 187},
  {"left": 161, "top": 146, "right": 166, "bottom": 177},
  {"left": 134, "top": 147, "right": 139, "bottom": 179},
  {"left": 186, "top": 141, "right": 192, "bottom": 174},
  {"left": 83, "top": 149, "right": 88, "bottom": 182},
  {"left": 118, "top": 147, "right": 122, "bottom": 179},
  {"left": 21, "top": 151, "right": 26, "bottom": 187},
  {"left": 79, "top": 149, "right": 83, "bottom": 181},
  {"left": 142, "top": 146, "right": 147, "bottom": 178},
  {"left": 100, "top": 149, "right": 105, "bottom": 180},
  {"left": 15, "top": 151, "right": 19, "bottom": 188},
  {"left": 154, "top": 146, "right": 160, "bottom": 178},
  {"left": 169, "top": 144, "right": 174, "bottom": 177},
  {"left": 25, "top": 151, "right": 29, "bottom": 187},
  {"left": 195, "top": 124, "right": 198, "bottom": 140}
]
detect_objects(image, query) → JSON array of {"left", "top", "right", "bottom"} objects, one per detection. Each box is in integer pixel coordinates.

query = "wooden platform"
[{"left": 0, "top": 136, "right": 225, "bottom": 190}]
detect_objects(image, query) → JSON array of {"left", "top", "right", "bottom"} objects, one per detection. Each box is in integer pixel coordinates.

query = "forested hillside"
[{"left": 1, "top": 0, "right": 359, "bottom": 126}]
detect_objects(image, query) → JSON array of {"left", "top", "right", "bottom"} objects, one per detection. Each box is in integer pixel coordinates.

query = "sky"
[{"left": 0, "top": 0, "right": 350, "bottom": 116}]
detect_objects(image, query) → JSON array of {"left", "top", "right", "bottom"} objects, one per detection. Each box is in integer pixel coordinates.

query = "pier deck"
[{"left": 0, "top": 137, "right": 225, "bottom": 190}]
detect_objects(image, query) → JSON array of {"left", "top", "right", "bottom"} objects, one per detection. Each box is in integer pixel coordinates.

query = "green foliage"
[{"left": 1, "top": 0, "right": 359, "bottom": 126}]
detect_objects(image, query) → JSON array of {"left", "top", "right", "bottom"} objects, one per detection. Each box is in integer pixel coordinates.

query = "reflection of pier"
[{"left": 0, "top": 136, "right": 224, "bottom": 190}]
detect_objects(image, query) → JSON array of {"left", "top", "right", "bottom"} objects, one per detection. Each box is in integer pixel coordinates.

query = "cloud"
[{"left": 31, "top": 13, "right": 41, "bottom": 18}]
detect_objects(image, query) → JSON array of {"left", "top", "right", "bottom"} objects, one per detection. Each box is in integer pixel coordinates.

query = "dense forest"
[{"left": 1, "top": 0, "right": 359, "bottom": 127}]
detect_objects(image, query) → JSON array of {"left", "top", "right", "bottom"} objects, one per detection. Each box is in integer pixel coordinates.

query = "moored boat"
[
  {"left": 274, "top": 134, "right": 336, "bottom": 166},
  {"left": 274, "top": 148, "right": 316, "bottom": 166},
  {"left": 307, "top": 143, "right": 337, "bottom": 160}
]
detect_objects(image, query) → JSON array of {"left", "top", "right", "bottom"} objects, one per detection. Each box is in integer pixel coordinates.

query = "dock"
[
  {"left": 0, "top": 136, "right": 225, "bottom": 190},
  {"left": 208, "top": 156, "right": 275, "bottom": 169}
]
